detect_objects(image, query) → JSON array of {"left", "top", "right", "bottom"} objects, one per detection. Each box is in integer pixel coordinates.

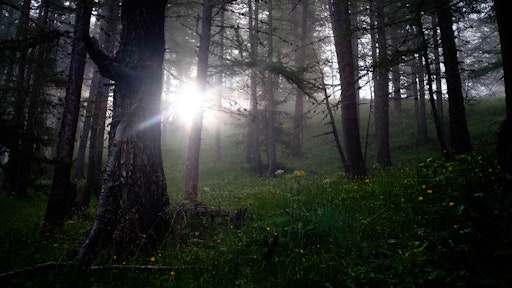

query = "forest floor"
[{"left": 1, "top": 97, "right": 511, "bottom": 287}]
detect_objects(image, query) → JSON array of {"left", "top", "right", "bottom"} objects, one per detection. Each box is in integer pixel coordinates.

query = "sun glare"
[{"left": 175, "top": 85, "right": 204, "bottom": 125}]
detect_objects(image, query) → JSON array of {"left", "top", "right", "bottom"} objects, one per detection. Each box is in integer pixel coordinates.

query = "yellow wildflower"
[
  {"left": 266, "top": 227, "right": 271, "bottom": 231},
  {"left": 170, "top": 271, "right": 176, "bottom": 276},
  {"left": 418, "top": 196, "right": 424, "bottom": 201},
  {"left": 421, "top": 184, "right": 426, "bottom": 189},
  {"left": 449, "top": 202, "right": 455, "bottom": 207},
  {"left": 150, "top": 256, "right": 156, "bottom": 262},
  {"left": 427, "top": 189, "right": 433, "bottom": 194}
]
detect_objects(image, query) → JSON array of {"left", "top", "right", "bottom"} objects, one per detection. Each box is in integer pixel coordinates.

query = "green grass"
[{"left": 1, "top": 97, "right": 511, "bottom": 287}]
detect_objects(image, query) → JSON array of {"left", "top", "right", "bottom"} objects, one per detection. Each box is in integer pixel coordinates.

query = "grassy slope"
[{"left": 1, "top": 97, "right": 510, "bottom": 287}]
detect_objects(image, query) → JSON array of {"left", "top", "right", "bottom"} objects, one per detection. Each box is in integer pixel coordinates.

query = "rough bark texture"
[
  {"left": 266, "top": 0, "right": 277, "bottom": 176},
  {"left": 184, "top": 0, "right": 213, "bottom": 202},
  {"left": 44, "top": 0, "right": 93, "bottom": 231},
  {"left": 245, "top": 0, "right": 263, "bottom": 175},
  {"left": 290, "top": 0, "right": 307, "bottom": 158},
  {"left": 374, "top": 0, "right": 391, "bottom": 167},
  {"left": 80, "top": 0, "right": 170, "bottom": 261},
  {"left": 331, "top": 0, "right": 365, "bottom": 177},
  {"left": 80, "top": 0, "right": 119, "bottom": 210},
  {"left": 436, "top": 0, "right": 471, "bottom": 156}
]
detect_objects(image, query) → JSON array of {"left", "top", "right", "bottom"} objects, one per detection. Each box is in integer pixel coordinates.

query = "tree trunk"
[
  {"left": 74, "top": 66, "right": 96, "bottom": 180},
  {"left": 245, "top": 0, "right": 263, "bottom": 175},
  {"left": 266, "top": 0, "right": 277, "bottom": 176},
  {"left": 43, "top": 0, "right": 94, "bottom": 231},
  {"left": 215, "top": 7, "right": 225, "bottom": 162},
  {"left": 436, "top": 0, "right": 471, "bottom": 156},
  {"left": 374, "top": 0, "right": 391, "bottom": 167},
  {"left": 80, "top": 0, "right": 170, "bottom": 259},
  {"left": 80, "top": 0, "right": 119, "bottom": 210},
  {"left": 431, "top": 14, "right": 444, "bottom": 123},
  {"left": 184, "top": 0, "right": 213, "bottom": 202},
  {"left": 416, "top": 54, "right": 429, "bottom": 145},
  {"left": 290, "top": 0, "right": 307, "bottom": 158},
  {"left": 330, "top": 0, "right": 365, "bottom": 177}
]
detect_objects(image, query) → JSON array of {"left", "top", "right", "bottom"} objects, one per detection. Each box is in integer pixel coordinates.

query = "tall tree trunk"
[
  {"left": 390, "top": 27, "right": 403, "bottom": 116},
  {"left": 431, "top": 14, "right": 444, "bottom": 123},
  {"left": 74, "top": 65, "right": 96, "bottom": 180},
  {"left": 43, "top": 0, "right": 93, "bottom": 231},
  {"left": 436, "top": 0, "right": 471, "bottom": 156},
  {"left": 245, "top": 0, "right": 263, "bottom": 174},
  {"left": 184, "top": 0, "right": 213, "bottom": 201},
  {"left": 80, "top": 0, "right": 119, "bottom": 210},
  {"left": 80, "top": 0, "right": 170, "bottom": 259},
  {"left": 416, "top": 13, "right": 449, "bottom": 159},
  {"left": 215, "top": 6, "right": 225, "bottom": 162},
  {"left": 374, "top": 0, "right": 391, "bottom": 167},
  {"left": 290, "top": 0, "right": 307, "bottom": 158},
  {"left": 266, "top": 0, "right": 277, "bottom": 176},
  {"left": 330, "top": 0, "right": 365, "bottom": 177},
  {"left": 416, "top": 54, "right": 429, "bottom": 145}
]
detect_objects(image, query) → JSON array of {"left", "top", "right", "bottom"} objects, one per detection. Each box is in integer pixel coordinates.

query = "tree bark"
[
  {"left": 80, "top": 0, "right": 170, "bottom": 259},
  {"left": 43, "top": 0, "right": 94, "bottom": 231},
  {"left": 374, "top": 0, "right": 391, "bottom": 167},
  {"left": 330, "top": 0, "right": 365, "bottom": 177},
  {"left": 80, "top": 0, "right": 119, "bottom": 210},
  {"left": 266, "top": 0, "right": 277, "bottom": 176},
  {"left": 184, "top": 0, "right": 213, "bottom": 202},
  {"left": 436, "top": 0, "right": 471, "bottom": 156},
  {"left": 245, "top": 0, "right": 263, "bottom": 175}
]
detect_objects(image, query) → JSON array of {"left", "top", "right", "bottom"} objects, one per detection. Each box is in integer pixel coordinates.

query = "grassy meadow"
[{"left": 1, "top": 97, "right": 511, "bottom": 287}]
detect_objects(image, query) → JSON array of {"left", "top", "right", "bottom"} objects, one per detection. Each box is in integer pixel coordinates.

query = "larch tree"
[
  {"left": 245, "top": 0, "right": 263, "bottom": 175},
  {"left": 374, "top": 0, "right": 391, "bottom": 167},
  {"left": 330, "top": 0, "right": 366, "bottom": 177},
  {"left": 265, "top": 0, "right": 277, "bottom": 176},
  {"left": 184, "top": 0, "right": 213, "bottom": 202},
  {"left": 79, "top": 0, "right": 171, "bottom": 260},
  {"left": 43, "top": 0, "right": 94, "bottom": 231},
  {"left": 79, "top": 0, "right": 120, "bottom": 211},
  {"left": 436, "top": 0, "right": 471, "bottom": 156}
]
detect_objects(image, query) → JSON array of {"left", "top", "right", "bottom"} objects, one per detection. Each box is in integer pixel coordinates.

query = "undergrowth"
[{"left": 1, "top": 97, "right": 511, "bottom": 287}]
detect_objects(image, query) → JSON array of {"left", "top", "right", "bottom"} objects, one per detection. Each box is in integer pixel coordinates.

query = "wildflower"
[
  {"left": 364, "top": 179, "right": 370, "bottom": 183},
  {"left": 418, "top": 196, "right": 424, "bottom": 201},
  {"left": 421, "top": 184, "right": 426, "bottom": 189},
  {"left": 150, "top": 256, "right": 156, "bottom": 262},
  {"left": 293, "top": 170, "right": 306, "bottom": 177},
  {"left": 449, "top": 202, "right": 455, "bottom": 207},
  {"left": 170, "top": 271, "right": 176, "bottom": 276},
  {"left": 266, "top": 227, "right": 271, "bottom": 231},
  {"left": 448, "top": 166, "right": 453, "bottom": 171},
  {"left": 113, "top": 255, "right": 117, "bottom": 260},
  {"left": 217, "top": 239, "right": 221, "bottom": 244},
  {"left": 427, "top": 189, "right": 433, "bottom": 194}
]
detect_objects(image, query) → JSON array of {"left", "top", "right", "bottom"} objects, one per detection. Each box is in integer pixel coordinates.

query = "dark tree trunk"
[
  {"left": 245, "top": 0, "right": 263, "bottom": 175},
  {"left": 266, "top": 0, "right": 277, "bottom": 176},
  {"left": 184, "top": 0, "right": 213, "bottom": 202},
  {"left": 416, "top": 54, "right": 429, "bottom": 145},
  {"left": 436, "top": 0, "right": 471, "bottom": 156},
  {"left": 80, "top": 0, "right": 119, "bottom": 210},
  {"left": 79, "top": 0, "right": 170, "bottom": 260},
  {"left": 331, "top": 0, "right": 365, "bottom": 177},
  {"left": 290, "top": 0, "right": 307, "bottom": 158},
  {"left": 374, "top": 0, "right": 391, "bottom": 167},
  {"left": 416, "top": 13, "right": 449, "bottom": 159},
  {"left": 215, "top": 7, "right": 225, "bottom": 162},
  {"left": 431, "top": 14, "right": 444, "bottom": 123},
  {"left": 43, "top": 0, "right": 94, "bottom": 231},
  {"left": 74, "top": 67, "right": 96, "bottom": 180}
]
